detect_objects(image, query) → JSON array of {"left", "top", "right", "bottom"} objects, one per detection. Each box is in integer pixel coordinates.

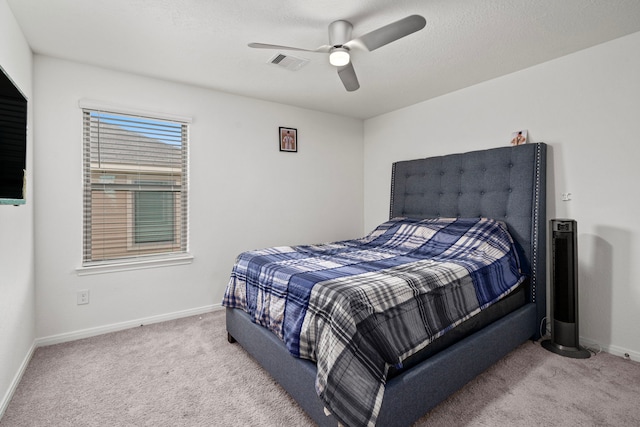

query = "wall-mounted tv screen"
[{"left": 0, "top": 66, "right": 27, "bottom": 204}]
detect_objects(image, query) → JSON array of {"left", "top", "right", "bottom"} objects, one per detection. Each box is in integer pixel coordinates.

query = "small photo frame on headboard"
[
  {"left": 279, "top": 127, "right": 297, "bottom": 152},
  {"left": 510, "top": 130, "right": 528, "bottom": 146}
]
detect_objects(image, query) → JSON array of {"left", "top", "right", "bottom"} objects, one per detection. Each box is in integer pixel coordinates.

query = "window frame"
[{"left": 77, "top": 100, "right": 192, "bottom": 275}]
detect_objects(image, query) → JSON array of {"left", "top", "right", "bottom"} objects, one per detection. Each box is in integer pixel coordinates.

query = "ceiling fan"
[{"left": 248, "top": 15, "right": 426, "bottom": 92}]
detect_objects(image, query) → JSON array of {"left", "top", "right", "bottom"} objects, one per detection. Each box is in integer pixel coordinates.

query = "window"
[
  {"left": 82, "top": 108, "right": 189, "bottom": 266},
  {"left": 134, "top": 181, "right": 175, "bottom": 244}
]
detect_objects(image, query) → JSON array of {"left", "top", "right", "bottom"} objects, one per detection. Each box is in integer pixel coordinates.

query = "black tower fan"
[{"left": 542, "top": 219, "right": 590, "bottom": 358}]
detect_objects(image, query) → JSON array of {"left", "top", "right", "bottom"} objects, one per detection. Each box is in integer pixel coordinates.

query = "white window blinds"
[{"left": 82, "top": 109, "right": 189, "bottom": 265}]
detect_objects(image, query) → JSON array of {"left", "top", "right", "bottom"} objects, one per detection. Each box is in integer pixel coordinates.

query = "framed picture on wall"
[{"left": 279, "top": 127, "right": 297, "bottom": 152}]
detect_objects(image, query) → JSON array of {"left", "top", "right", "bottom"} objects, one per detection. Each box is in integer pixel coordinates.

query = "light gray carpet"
[{"left": 2, "top": 310, "right": 639, "bottom": 426}]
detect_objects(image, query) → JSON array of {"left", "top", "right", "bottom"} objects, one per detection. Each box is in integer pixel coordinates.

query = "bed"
[{"left": 224, "top": 143, "right": 547, "bottom": 426}]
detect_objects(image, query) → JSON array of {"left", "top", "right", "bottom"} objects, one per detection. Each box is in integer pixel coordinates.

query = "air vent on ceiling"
[{"left": 268, "top": 53, "right": 309, "bottom": 71}]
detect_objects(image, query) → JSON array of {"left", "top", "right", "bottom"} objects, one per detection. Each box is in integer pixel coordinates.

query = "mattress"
[
  {"left": 387, "top": 281, "right": 526, "bottom": 378},
  {"left": 223, "top": 217, "right": 526, "bottom": 426}
]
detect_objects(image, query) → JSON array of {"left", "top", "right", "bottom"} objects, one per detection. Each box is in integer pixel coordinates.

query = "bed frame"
[{"left": 226, "top": 143, "right": 547, "bottom": 426}]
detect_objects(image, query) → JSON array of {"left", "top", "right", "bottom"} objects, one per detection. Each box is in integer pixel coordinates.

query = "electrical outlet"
[{"left": 77, "top": 289, "right": 90, "bottom": 305}]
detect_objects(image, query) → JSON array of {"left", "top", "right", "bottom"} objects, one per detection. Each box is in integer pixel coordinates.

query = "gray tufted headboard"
[{"left": 390, "top": 143, "right": 547, "bottom": 335}]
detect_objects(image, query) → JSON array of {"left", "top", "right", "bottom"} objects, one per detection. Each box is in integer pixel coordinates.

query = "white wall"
[
  {"left": 33, "top": 56, "right": 363, "bottom": 340},
  {"left": 364, "top": 31, "right": 640, "bottom": 359},
  {"left": 0, "top": 0, "right": 35, "bottom": 415}
]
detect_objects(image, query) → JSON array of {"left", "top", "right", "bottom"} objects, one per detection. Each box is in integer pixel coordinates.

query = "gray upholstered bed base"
[
  {"left": 227, "top": 304, "right": 535, "bottom": 426},
  {"left": 226, "top": 143, "right": 547, "bottom": 426}
]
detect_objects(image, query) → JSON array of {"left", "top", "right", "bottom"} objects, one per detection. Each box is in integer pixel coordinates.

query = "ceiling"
[{"left": 7, "top": 0, "right": 640, "bottom": 119}]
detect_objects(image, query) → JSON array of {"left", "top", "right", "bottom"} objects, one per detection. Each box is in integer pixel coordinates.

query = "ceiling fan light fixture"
[
  {"left": 329, "top": 47, "right": 350, "bottom": 66},
  {"left": 248, "top": 14, "right": 426, "bottom": 91}
]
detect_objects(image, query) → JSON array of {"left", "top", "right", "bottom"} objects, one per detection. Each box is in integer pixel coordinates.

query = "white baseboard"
[
  {"left": 581, "top": 337, "right": 639, "bottom": 361},
  {"left": 0, "top": 341, "right": 36, "bottom": 420},
  {"left": 36, "top": 304, "right": 222, "bottom": 347}
]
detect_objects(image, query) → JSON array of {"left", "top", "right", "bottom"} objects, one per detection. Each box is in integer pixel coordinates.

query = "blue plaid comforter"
[{"left": 223, "top": 217, "right": 524, "bottom": 427}]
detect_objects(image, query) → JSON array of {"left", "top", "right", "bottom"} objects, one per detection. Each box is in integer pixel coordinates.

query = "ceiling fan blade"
[
  {"left": 350, "top": 15, "right": 426, "bottom": 52},
  {"left": 248, "top": 42, "right": 331, "bottom": 53},
  {"left": 337, "top": 62, "right": 360, "bottom": 92}
]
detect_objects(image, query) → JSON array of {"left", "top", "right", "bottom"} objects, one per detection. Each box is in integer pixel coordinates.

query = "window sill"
[{"left": 76, "top": 254, "right": 193, "bottom": 276}]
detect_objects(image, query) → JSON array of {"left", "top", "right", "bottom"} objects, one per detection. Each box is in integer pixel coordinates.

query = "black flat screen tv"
[{"left": 0, "top": 66, "right": 27, "bottom": 205}]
